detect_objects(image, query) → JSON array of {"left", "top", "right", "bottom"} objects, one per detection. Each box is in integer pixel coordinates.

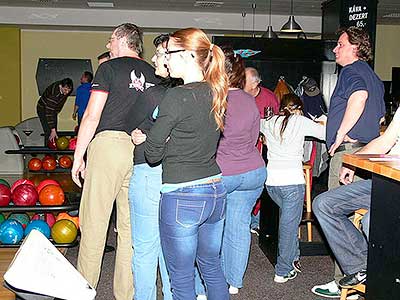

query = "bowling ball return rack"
[
  {"left": 0, "top": 192, "right": 80, "bottom": 248},
  {"left": 5, "top": 147, "right": 74, "bottom": 155},
  {"left": 6, "top": 147, "right": 74, "bottom": 173}
]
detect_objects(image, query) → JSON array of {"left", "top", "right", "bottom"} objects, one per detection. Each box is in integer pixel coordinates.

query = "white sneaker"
[
  {"left": 196, "top": 295, "right": 207, "bottom": 300},
  {"left": 228, "top": 285, "right": 239, "bottom": 295},
  {"left": 274, "top": 269, "right": 297, "bottom": 283},
  {"left": 311, "top": 280, "right": 340, "bottom": 298},
  {"left": 311, "top": 280, "right": 360, "bottom": 299}
]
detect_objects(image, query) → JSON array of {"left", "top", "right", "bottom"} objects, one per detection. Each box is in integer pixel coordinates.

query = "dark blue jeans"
[{"left": 159, "top": 181, "right": 229, "bottom": 300}]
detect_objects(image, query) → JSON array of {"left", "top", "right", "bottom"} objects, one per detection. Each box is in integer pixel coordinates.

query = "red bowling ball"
[
  {"left": 12, "top": 184, "right": 38, "bottom": 206},
  {"left": 0, "top": 184, "right": 11, "bottom": 206},
  {"left": 32, "top": 213, "right": 56, "bottom": 228},
  {"left": 47, "top": 139, "right": 57, "bottom": 150},
  {"left": 36, "top": 179, "right": 60, "bottom": 194},
  {"left": 10, "top": 179, "right": 35, "bottom": 193},
  {"left": 68, "top": 138, "right": 77, "bottom": 150},
  {"left": 42, "top": 156, "right": 57, "bottom": 171}
]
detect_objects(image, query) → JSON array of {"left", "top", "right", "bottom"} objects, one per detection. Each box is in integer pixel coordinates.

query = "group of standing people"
[{"left": 34, "top": 20, "right": 394, "bottom": 300}]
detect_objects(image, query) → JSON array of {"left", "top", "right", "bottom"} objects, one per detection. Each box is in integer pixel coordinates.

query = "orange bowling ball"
[
  {"left": 28, "top": 158, "right": 42, "bottom": 171},
  {"left": 51, "top": 219, "right": 78, "bottom": 243},
  {"left": 56, "top": 212, "right": 79, "bottom": 229},
  {"left": 58, "top": 155, "right": 72, "bottom": 169},
  {"left": 39, "top": 184, "right": 65, "bottom": 206}
]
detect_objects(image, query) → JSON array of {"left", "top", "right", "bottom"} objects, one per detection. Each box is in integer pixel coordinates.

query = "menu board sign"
[{"left": 342, "top": 0, "right": 376, "bottom": 33}]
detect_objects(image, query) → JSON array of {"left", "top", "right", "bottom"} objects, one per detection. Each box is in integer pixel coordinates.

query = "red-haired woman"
[{"left": 145, "top": 28, "right": 229, "bottom": 300}]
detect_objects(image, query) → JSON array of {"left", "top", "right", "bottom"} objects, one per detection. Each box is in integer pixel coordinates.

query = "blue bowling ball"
[
  {"left": 25, "top": 220, "right": 51, "bottom": 238},
  {"left": 0, "top": 219, "right": 24, "bottom": 244}
]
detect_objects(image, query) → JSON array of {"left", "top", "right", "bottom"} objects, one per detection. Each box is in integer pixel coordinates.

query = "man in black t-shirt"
[{"left": 71, "top": 23, "right": 158, "bottom": 300}]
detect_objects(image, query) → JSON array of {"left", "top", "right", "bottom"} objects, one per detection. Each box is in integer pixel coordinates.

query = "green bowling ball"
[
  {"left": 0, "top": 213, "right": 5, "bottom": 225},
  {"left": 0, "top": 179, "right": 10, "bottom": 188}
]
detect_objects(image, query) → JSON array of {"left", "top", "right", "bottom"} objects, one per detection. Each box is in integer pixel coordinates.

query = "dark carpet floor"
[{"left": 65, "top": 224, "right": 337, "bottom": 300}]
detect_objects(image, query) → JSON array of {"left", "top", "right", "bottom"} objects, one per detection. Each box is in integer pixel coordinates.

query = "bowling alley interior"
[{"left": 0, "top": 1, "right": 400, "bottom": 300}]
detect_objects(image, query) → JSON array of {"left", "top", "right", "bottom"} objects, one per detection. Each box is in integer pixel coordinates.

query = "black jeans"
[{"left": 37, "top": 106, "right": 56, "bottom": 147}]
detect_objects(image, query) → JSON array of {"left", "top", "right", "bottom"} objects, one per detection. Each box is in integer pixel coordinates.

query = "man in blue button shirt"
[{"left": 72, "top": 71, "right": 93, "bottom": 125}]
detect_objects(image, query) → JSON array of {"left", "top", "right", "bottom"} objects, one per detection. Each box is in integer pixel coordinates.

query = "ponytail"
[{"left": 204, "top": 45, "right": 228, "bottom": 131}]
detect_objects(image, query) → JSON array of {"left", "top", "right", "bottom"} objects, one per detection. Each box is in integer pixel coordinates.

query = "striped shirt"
[{"left": 37, "top": 81, "right": 70, "bottom": 129}]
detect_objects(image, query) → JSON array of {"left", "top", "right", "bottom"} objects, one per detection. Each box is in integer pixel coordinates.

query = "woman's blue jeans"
[
  {"left": 159, "top": 181, "right": 229, "bottom": 300},
  {"left": 221, "top": 167, "right": 266, "bottom": 288},
  {"left": 267, "top": 184, "right": 305, "bottom": 277},
  {"left": 128, "top": 164, "right": 172, "bottom": 300}
]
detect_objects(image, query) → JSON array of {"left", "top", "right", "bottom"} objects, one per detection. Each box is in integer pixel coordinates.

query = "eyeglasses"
[
  {"left": 155, "top": 51, "right": 166, "bottom": 58},
  {"left": 165, "top": 49, "right": 186, "bottom": 55}
]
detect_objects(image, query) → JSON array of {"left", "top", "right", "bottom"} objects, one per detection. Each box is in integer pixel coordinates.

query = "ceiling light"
[
  {"left": 87, "top": 1, "right": 114, "bottom": 8},
  {"left": 280, "top": 0, "right": 303, "bottom": 33},
  {"left": 194, "top": 1, "right": 224, "bottom": 8},
  {"left": 261, "top": 0, "right": 278, "bottom": 38}
]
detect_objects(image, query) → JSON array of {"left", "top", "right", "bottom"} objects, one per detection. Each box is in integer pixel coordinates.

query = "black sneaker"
[
  {"left": 292, "top": 260, "right": 302, "bottom": 273},
  {"left": 250, "top": 227, "right": 260, "bottom": 236},
  {"left": 338, "top": 270, "right": 367, "bottom": 288}
]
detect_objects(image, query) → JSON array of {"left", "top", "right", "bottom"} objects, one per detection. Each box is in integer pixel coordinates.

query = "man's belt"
[{"left": 336, "top": 142, "right": 367, "bottom": 153}]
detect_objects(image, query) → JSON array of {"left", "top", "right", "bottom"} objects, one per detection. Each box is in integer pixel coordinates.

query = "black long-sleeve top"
[
  {"left": 36, "top": 81, "right": 71, "bottom": 129},
  {"left": 145, "top": 82, "right": 221, "bottom": 184}
]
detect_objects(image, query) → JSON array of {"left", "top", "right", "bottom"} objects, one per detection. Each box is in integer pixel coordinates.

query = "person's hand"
[
  {"left": 71, "top": 156, "right": 85, "bottom": 188},
  {"left": 314, "top": 114, "right": 327, "bottom": 125},
  {"left": 339, "top": 166, "right": 355, "bottom": 185},
  {"left": 131, "top": 129, "right": 147, "bottom": 145},
  {"left": 329, "top": 133, "right": 357, "bottom": 156},
  {"left": 72, "top": 112, "right": 77, "bottom": 120},
  {"left": 49, "top": 129, "right": 58, "bottom": 142}
]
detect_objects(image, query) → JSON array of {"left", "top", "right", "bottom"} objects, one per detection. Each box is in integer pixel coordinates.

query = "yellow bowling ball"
[{"left": 51, "top": 219, "right": 77, "bottom": 244}]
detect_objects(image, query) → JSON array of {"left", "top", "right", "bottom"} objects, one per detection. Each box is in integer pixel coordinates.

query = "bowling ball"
[
  {"left": 39, "top": 184, "right": 65, "bottom": 206},
  {"left": 28, "top": 158, "right": 42, "bottom": 171},
  {"left": 42, "top": 156, "right": 57, "bottom": 171},
  {"left": 56, "top": 212, "right": 79, "bottom": 229},
  {"left": 32, "top": 213, "right": 56, "bottom": 228},
  {"left": 51, "top": 219, "right": 78, "bottom": 243},
  {"left": 0, "top": 213, "right": 5, "bottom": 225},
  {"left": 25, "top": 220, "right": 51, "bottom": 238},
  {"left": 68, "top": 137, "right": 77, "bottom": 150},
  {"left": 0, "top": 220, "right": 24, "bottom": 244},
  {"left": 12, "top": 184, "right": 39, "bottom": 206},
  {"left": 0, "top": 184, "right": 11, "bottom": 206},
  {"left": 47, "top": 138, "right": 57, "bottom": 150},
  {"left": 10, "top": 178, "right": 35, "bottom": 193},
  {"left": 8, "top": 213, "right": 30, "bottom": 229},
  {"left": 56, "top": 136, "right": 69, "bottom": 150},
  {"left": 59, "top": 155, "right": 72, "bottom": 169},
  {"left": 0, "top": 179, "right": 10, "bottom": 188},
  {"left": 36, "top": 179, "right": 60, "bottom": 193}
]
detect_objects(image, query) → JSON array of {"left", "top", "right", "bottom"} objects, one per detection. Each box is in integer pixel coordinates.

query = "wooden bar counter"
[{"left": 342, "top": 154, "right": 400, "bottom": 300}]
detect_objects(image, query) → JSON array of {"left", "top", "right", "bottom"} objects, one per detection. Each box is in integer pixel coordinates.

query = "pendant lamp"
[
  {"left": 280, "top": 0, "right": 303, "bottom": 33},
  {"left": 261, "top": 0, "right": 278, "bottom": 38}
]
